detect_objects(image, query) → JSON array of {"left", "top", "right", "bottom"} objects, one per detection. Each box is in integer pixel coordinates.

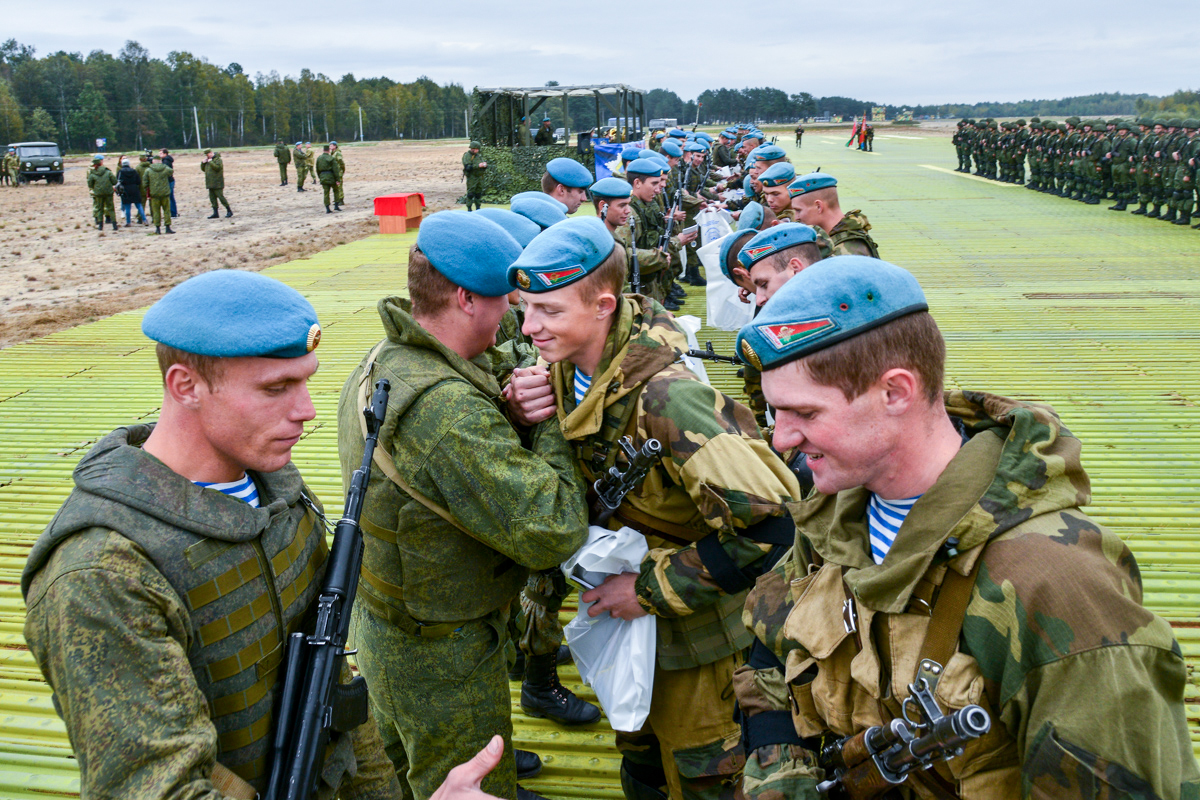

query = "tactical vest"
[
  {"left": 567, "top": 357, "right": 753, "bottom": 671},
  {"left": 340, "top": 339, "right": 527, "bottom": 631},
  {"left": 22, "top": 426, "right": 342, "bottom": 792}
]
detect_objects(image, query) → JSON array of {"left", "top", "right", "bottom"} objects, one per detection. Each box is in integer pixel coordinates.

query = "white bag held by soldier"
[
  {"left": 562, "top": 526, "right": 655, "bottom": 732},
  {"left": 701, "top": 234, "right": 754, "bottom": 331}
]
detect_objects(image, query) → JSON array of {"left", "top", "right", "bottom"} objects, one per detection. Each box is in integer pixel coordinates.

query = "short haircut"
[
  {"left": 407, "top": 244, "right": 458, "bottom": 317},
  {"left": 801, "top": 311, "right": 945, "bottom": 405},
  {"left": 629, "top": 175, "right": 653, "bottom": 190},
  {"left": 794, "top": 186, "right": 838, "bottom": 208},
  {"left": 574, "top": 244, "right": 627, "bottom": 303},
  {"left": 756, "top": 242, "right": 821, "bottom": 273},
  {"left": 540, "top": 173, "right": 564, "bottom": 194},
  {"left": 156, "top": 344, "right": 224, "bottom": 387}
]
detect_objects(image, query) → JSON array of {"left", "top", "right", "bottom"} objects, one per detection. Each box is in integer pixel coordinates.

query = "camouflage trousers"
[
  {"left": 92, "top": 194, "right": 115, "bottom": 223},
  {"left": 518, "top": 568, "right": 569, "bottom": 657},
  {"left": 297, "top": 164, "right": 309, "bottom": 188},
  {"left": 208, "top": 188, "right": 230, "bottom": 211},
  {"left": 149, "top": 195, "right": 170, "bottom": 227},
  {"left": 350, "top": 606, "right": 518, "bottom": 800},
  {"left": 279, "top": 162, "right": 289, "bottom": 183},
  {"left": 619, "top": 653, "right": 746, "bottom": 800},
  {"left": 322, "top": 181, "right": 338, "bottom": 207}
]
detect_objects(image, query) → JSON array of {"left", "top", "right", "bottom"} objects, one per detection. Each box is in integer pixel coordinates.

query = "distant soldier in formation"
[
  {"left": 274, "top": 138, "right": 291, "bottom": 185},
  {"left": 200, "top": 148, "right": 233, "bottom": 219},
  {"left": 462, "top": 140, "right": 487, "bottom": 211},
  {"left": 86, "top": 154, "right": 119, "bottom": 232},
  {"left": 331, "top": 141, "right": 346, "bottom": 206},
  {"left": 294, "top": 141, "right": 309, "bottom": 191},
  {"left": 316, "top": 144, "right": 343, "bottom": 213}
]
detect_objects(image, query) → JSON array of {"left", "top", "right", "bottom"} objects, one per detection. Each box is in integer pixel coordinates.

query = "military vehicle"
[{"left": 7, "top": 142, "right": 65, "bottom": 184}]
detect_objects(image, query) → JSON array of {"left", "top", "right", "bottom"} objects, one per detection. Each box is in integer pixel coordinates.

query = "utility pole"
[
  {"left": 193, "top": 106, "right": 202, "bottom": 150},
  {"left": 358, "top": 105, "right": 364, "bottom": 141}
]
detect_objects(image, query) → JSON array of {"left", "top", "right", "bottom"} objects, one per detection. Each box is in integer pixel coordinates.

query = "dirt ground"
[{"left": 0, "top": 139, "right": 469, "bottom": 348}]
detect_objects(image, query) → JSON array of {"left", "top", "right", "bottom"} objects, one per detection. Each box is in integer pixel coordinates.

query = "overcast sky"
[{"left": 10, "top": 0, "right": 1199, "bottom": 105}]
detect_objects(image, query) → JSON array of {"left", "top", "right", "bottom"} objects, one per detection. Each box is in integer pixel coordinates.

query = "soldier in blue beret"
[
  {"left": 534, "top": 116, "right": 555, "bottom": 146},
  {"left": 714, "top": 130, "right": 739, "bottom": 168},
  {"left": 23, "top": 270, "right": 411, "bottom": 800},
  {"left": 736, "top": 223, "right": 822, "bottom": 308},
  {"left": 758, "top": 161, "right": 798, "bottom": 220},
  {"left": 335, "top": 210, "right": 592, "bottom": 799},
  {"left": 474, "top": 207, "right": 541, "bottom": 248},
  {"left": 732, "top": 255, "right": 1197, "bottom": 800},
  {"left": 660, "top": 139, "right": 684, "bottom": 160},
  {"left": 625, "top": 158, "right": 686, "bottom": 308},
  {"left": 541, "top": 157, "right": 593, "bottom": 214},
  {"left": 506, "top": 217, "right": 800, "bottom": 800},
  {"left": 592, "top": 176, "right": 669, "bottom": 298},
  {"left": 787, "top": 171, "right": 880, "bottom": 257},
  {"left": 511, "top": 190, "right": 567, "bottom": 213},
  {"left": 667, "top": 127, "right": 687, "bottom": 139},
  {"left": 512, "top": 194, "right": 569, "bottom": 230}
]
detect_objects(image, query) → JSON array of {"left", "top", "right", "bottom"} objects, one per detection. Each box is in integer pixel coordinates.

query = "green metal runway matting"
[{"left": 1, "top": 133, "right": 1198, "bottom": 797}]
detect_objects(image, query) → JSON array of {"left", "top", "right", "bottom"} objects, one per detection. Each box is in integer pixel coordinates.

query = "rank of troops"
[
  {"left": 954, "top": 115, "right": 1200, "bottom": 227},
  {"left": 20, "top": 115, "right": 1198, "bottom": 800}
]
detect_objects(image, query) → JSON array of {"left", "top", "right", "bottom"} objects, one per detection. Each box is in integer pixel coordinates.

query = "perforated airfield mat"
[{"left": 0, "top": 132, "right": 1197, "bottom": 798}]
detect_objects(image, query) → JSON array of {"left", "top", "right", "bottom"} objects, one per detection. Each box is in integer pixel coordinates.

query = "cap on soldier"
[
  {"left": 1185, "top": 119, "right": 1200, "bottom": 130},
  {"left": 718, "top": 230, "right": 756, "bottom": 280},
  {"left": 736, "top": 223, "right": 818, "bottom": 269},
  {"left": 142, "top": 270, "right": 322, "bottom": 358},
  {"left": 330, "top": 141, "right": 338, "bottom": 146},
  {"left": 508, "top": 217, "right": 615, "bottom": 293},
  {"left": 759, "top": 162, "right": 797, "bottom": 187},
  {"left": 511, "top": 191, "right": 568, "bottom": 213},
  {"left": 1168, "top": 118, "right": 1183, "bottom": 128},
  {"left": 415, "top": 211, "right": 522, "bottom": 297},
  {"left": 738, "top": 200, "right": 765, "bottom": 232},
  {"left": 627, "top": 159, "right": 666, "bottom": 178},
  {"left": 751, "top": 143, "right": 787, "bottom": 162},
  {"left": 1016, "top": 118, "right": 1026, "bottom": 125},
  {"left": 695, "top": 132, "right": 714, "bottom": 143},
  {"left": 655, "top": 132, "right": 667, "bottom": 140},
  {"left": 92, "top": 154, "right": 103, "bottom": 162},
  {"left": 621, "top": 147, "right": 641, "bottom": 163},
  {"left": 667, "top": 128, "right": 686, "bottom": 138},
  {"left": 683, "top": 141, "right": 707, "bottom": 152},
  {"left": 546, "top": 157, "right": 593, "bottom": 188},
  {"left": 204, "top": 147, "right": 213, "bottom": 153},
  {"left": 788, "top": 171, "right": 837, "bottom": 198},
  {"left": 661, "top": 140, "right": 684, "bottom": 158},
  {"left": 295, "top": 141, "right": 302, "bottom": 146},
  {"left": 634, "top": 149, "right": 662, "bottom": 161},
  {"left": 474, "top": 208, "right": 542, "bottom": 248},
  {"left": 511, "top": 194, "right": 569, "bottom": 230},
  {"left": 735, "top": 256, "right": 929, "bottom": 372},
  {"left": 1116, "top": 120, "right": 1131, "bottom": 131},
  {"left": 469, "top": 140, "right": 482, "bottom": 148},
  {"left": 722, "top": 127, "right": 737, "bottom": 138},
  {"left": 590, "top": 177, "right": 632, "bottom": 199}
]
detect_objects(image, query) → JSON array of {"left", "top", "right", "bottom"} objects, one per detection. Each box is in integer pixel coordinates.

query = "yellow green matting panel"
[{"left": 1, "top": 132, "right": 1198, "bottom": 797}]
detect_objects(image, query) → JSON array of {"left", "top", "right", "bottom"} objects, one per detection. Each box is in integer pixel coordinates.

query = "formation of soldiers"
[
  {"left": 17, "top": 112, "right": 1200, "bottom": 800},
  {"left": 953, "top": 116, "right": 1200, "bottom": 226}
]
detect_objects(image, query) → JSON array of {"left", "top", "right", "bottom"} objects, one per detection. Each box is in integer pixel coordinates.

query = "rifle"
[
  {"left": 658, "top": 161, "right": 691, "bottom": 252},
  {"left": 264, "top": 379, "right": 392, "bottom": 800},
  {"left": 686, "top": 341, "right": 742, "bottom": 365},
  {"left": 629, "top": 216, "right": 642, "bottom": 295},
  {"left": 592, "top": 436, "right": 663, "bottom": 524},
  {"left": 815, "top": 659, "right": 991, "bottom": 800}
]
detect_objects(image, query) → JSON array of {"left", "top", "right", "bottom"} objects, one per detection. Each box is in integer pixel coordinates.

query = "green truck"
[{"left": 7, "top": 141, "right": 65, "bottom": 184}]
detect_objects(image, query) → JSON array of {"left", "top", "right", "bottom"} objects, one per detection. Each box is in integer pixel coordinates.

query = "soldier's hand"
[
  {"left": 503, "top": 365, "right": 556, "bottom": 426},
  {"left": 429, "top": 735, "right": 505, "bottom": 800},
  {"left": 678, "top": 229, "right": 698, "bottom": 246},
  {"left": 737, "top": 286, "right": 754, "bottom": 305},
  {"left": 582, "top": 572, "right": 648, "bottom": 620},
  {"left": 673, "top": 209, "right": 686, "bottom": 222}
]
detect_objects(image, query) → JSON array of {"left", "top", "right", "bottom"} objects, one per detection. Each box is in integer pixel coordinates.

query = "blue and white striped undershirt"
[
  {"left": 195, "top": 473, "right": 261, "bottom": 508},
  {"left": 867, "top": 493, "right": 921, "bottom": 564},
  {"left": 574, "top": 370, "right": 592, "bottom": 405}
]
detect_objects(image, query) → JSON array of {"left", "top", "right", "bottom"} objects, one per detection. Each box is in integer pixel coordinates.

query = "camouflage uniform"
[
  {"left": 275, "top": 141, "right": 292, "bottom": 183},
  {"left": 462, "top": 149, "right": 486, "bottom": 211},
  {"left": 317, "top": 150, "right": 343, "bottom": 209},
  {"left": 86, "top": 163, "right": 117, "bottom": 227},
  {"left": 295, "top": 144, "right": 310, "bottom": 188},
  {"left": 332, "top": 147, "right": 346, "bottom": 205},
  {"left": 815, "top": 211, "right": 879, "bottom": 258},
  {"left": 338, "top": 297, "right": 589, "bottom": 800},
  {"left": 630, "top": 195, "right": 678, "bottom": 305},
  {"left": 736, "top": 391, "right": 1200, "bottom": 799},
  {"left": 495, "top": 305, "right": 530, "bottom": 348},
  {"left": 145, "top": 161, "right": 174, "bottom": 228},
  {"left": 201, "top": 153, "right": 231, "bottom": 214},
  {"left": 613, "top": 218, "right": 669, "bottom": 297},
  {"left": 22, "top": 425, "right": 401, "bottom": 800},
  {"left": 548, "top": 295, "right": 800, "bottom": 800}
]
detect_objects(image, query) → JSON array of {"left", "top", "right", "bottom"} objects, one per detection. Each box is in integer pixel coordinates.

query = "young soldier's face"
[
  {"left": 762, "top": 185, "right": 790, "bottom": 215},
  {"left": 519, "top": 283, "right": 612, "bottom": 367},
  {"left": 630, "top": 178, "right": 656, "bottom": 203},
  {"left": 604, "top": 197, "right": 632, "bottom": 226}
]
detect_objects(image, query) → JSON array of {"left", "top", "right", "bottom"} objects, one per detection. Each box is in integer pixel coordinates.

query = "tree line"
[{"left": 0, "top": 39, "right": 470, "bottom": 153}]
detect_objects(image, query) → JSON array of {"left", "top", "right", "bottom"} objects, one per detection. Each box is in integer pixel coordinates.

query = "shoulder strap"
[
  {"left": 919, "top": 559, "right": 981, "bottom": 671},
  {"left": 356, "top": 341, "right": 473, "bottom": 538}
]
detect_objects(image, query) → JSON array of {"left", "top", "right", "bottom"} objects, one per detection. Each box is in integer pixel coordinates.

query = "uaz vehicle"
[{"left": 7, "top": 142, "right": 65, "bottom": 184}]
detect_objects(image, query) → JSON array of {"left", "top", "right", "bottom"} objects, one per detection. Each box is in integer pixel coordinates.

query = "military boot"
[
  {"left": 662, "top": 297, "right": 682, "bottom": 311},
  {"left": 1174, "top": 212, "right": 1191, "bottom": 226},
  {"left": 1145, "top": 204, "right": 1160, "bottom": 218},
  {"left": 620, "top": 762, "right": 669, "bottom": 800},
  {"left": 685, "top": 263, "right": 707, "bottom": 286},
  {"left": 111, "top": 220, "right": 119, "bottom": 231},
  {"left": 515, "top": 749, "right": 542, "bottom": 780},
  {"left": 509, "top": 645, "right": 571, "bottom": 681},
  {"left": 208, "top": 209, "right": 220, "bottom": 219},
  {"left": 1131, "top": 203, "right": 1148, "bottom": 215},
  {"left": 96, "top": 219, "right": 103, "bottom": 230},
  {"left": 1191, "top": 220, "right": 1200, "bottom": 229},
  {"left": 518, "top": 787, "right": 551, "bottom": 800},
  {"left": 297, "top": 186, "right": 306, "bottom": 192},
  {"left": 164, "top": 225, "right": 175, "bottom": 234},
  {"left": 1108, "top": 199, "right": 1127, "bottom": 211},
  {"left": 225, "top": 209, "right": 233, "bottom": 218},
  {"left": 520, "top": 654, "right": 601, "bottom": 725},
  {"left": 154, "top": 226, "right": 161, "bottom": 235},
  {"left": 333, "top": 202, "right": 341, "bottom": 211},
  {"left": 326, "top": 205, "right": 332, "bottom": 214},
  {"left": 1161, "top": 208, "right": 1177, "bottom": 223},
  {"left": 669, "top": 284, "right": 686, "bottom": 300}
]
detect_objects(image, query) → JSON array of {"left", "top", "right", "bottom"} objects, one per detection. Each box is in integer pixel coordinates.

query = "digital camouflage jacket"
[
  {"left": 820, "top": 210, "right": 879, "bottom": 258},
  {"left": 549, "top": 295, "right": 800, "bottom": 669},
  {"left": 735, "top": 391, "right": 1199, "bottom": 800}
]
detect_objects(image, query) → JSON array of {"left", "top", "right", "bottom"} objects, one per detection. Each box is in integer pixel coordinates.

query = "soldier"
[
  {"left": 331, "top": 141, "right": 347, "bottom": 207},
  {"left": 758, "top": 162, "right": 797, "bottom": 222},
  {"left": 305, "top": 143, "right": 318, "bottom": 194},
  {"left": 511, "top": 192, "right": 568, "bottom": 231},
  {"left": 317, "top": 144, "right": 343, "bottom": 213},
  {"left": 135, "top": 153, "right": 152, "bottom": 210},
  {"left": 534, "top": 117, "right": 555, "bottom": 146},
  {"left": 732, "top": 255, "right": 1200, "bottom": 799},
  {"left": 865, "top": 124, "right": 875, "bottom": 152},
  {"left": 591, "top": 176, "right": 668, "bottom": 295},
  {"left": 788, "top": 172, "right": 879, "bottom": 257},
  {"left": 21, "top": 270, "right": 403, "bottom": 800},
  {"left": 540, "top": 157, "right": 592, "bottom": 214},
  {"left": 159, "top": 149, "right": 178, "bottom": 217},
  {"left": 274, "top": 138, "right": 291, "bottom": 185},
  {"left": 1108, "top": 120, "right": 1138, "bottom": 211},
  {"left": 145, "top": 153, "right": 174, "bottom": 235},
  {"left": 462, "top": 140, "right": 488, "bottom": 211},
  {"left": 737, "top": 223, "right": 822, "bottom": 309},
  {"left": 794, "top": 121, "right": 805, "bottom": 148},
  {"left": 508, "top": 218, "right": 800, "bottom": 800},
  {"left": 86, "top": 154, "right": 118, "bottom": 232},
  {"left": 200, "top": 148, "right": 233, "bottom": 219},
  {"left": 1171, "top": 119, "right": 1199, "bottom": 226},
  {"left": 1, "top": 146, "right": 14, "bottom": 186},
  {"left": 1133, "top": 118, "right": 1157, "bottom": 215},
  {"left": 116, "top": 157, "right": 146, "bottom": 227},
  {"left": 294, "top": 141, "right": 309, "bottom": 192},
  {"left": 337, "top": 211, "right": 589, "bottom": 800},
  {"left": 516, "top": 115, "right": 532, "bottom": 147},
  {"left": 953, "top": 120, "right": 969, "bottom": 172},
  {"left": 625, "top": 158, "right": 678, "bottom": 308},
  {"left": 714, "top": 129, "right": 739, "bottom": 168}
]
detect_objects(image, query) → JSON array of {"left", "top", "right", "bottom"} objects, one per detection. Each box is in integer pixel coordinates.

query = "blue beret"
[
  {"left": 546, "top": 157, "right": 593, "bottom": 188},
  {"left": 627, "top": 159, "right": 666, "bottom": 177},
  {"left": 737, "top": 201, "right": 765, "bottom": 232},
  {"left": 667, "top": 128, "right": 687, "bottom": 138},
  {"left": 510, "top": 191, "right": 568, "bottom": 213},
  {"left": 621, "top": 147, "right": 642, "bottom": 163},
  {"left": 142, "top": 270, "right": 321, "bottom": 358},
  {"left": 661, "top": 140, "right": 683, "bottom": 158},
  {"left": 721, "top": 128, "right": 737, "bottom": 138},
  {"left": 683, "top": 141, "right": 707, "bottom": 152},
  {"left": 591, "top": 177, "right": 632, "bottom": 198},
  {"left": 473, "top": 208, "right": 542, "bottom": 248},
  {"left": 330, "top": 141, "right": 338, "bottom": 146},
  {"left": 508, "top": 217, "right": 617, "bottom": 293},
  {"left": 649, "top": 155, "right": 670, "bottom": 170},
  {"left": 685, "top": 132, "right": 696, "bottom": 140},
  {"left": 295, "top": 141, "right": 302, "bottom": 146},
  {"left": 635, "top": 150, "right": 660, "bottom": 160},
  {"left": 417, "top": 211, "right": 522, "bottom": 297},
  {"left": 759, "top": 162, "right": 797, "bottom": 187},
  {"left": 695, "top": 132, "right": 714, "bottom": 143},
  {"left": 735, "top": 256, "right": 929, "bottom": 371},
  {"left": 511, "top": 194, "right": 569, "bottom": 230},
  {"left": 654, "top": 132, "right": 667, "bottom": 139},
  {"left": 788, "top": 171, "right": 838, "bottom": 198},
  {"left": 736, "top": 223, "right": 818, "bottom": 269},
  {"left": 718, "top": 230, "right": 756, "bottom": 280},
  {"left": 752, "top": 144, "right": 787, "bottom": 161}
]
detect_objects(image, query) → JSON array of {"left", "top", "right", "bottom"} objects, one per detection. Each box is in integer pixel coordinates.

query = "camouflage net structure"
[{"left": 457, "top": 145, "right": 594, "bottom": 205}]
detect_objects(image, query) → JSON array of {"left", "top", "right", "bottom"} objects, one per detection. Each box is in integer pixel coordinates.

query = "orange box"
[{"left": 374, "top": 193, "right": 425, "bottom": 234}]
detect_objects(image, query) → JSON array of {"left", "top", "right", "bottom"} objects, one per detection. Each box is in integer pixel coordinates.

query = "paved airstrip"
[{"left": 1, "top": 131, "right": 1197, "bottom": 798}]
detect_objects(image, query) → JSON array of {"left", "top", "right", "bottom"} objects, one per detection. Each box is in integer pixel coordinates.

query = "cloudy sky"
[{"left": 10, "top": 0, "right": 1199, "bottom": 104}]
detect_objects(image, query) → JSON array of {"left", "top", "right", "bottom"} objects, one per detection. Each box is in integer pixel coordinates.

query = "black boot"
[
  {"left": 518, "top": 787, "right": 550, "bottom": 800},
  {"left": 1085, "top": 195, "right": 1100, "bottom": 205},
  {"left": 1145, "top": 205, "right": 1160, "bottom": 219},
  {"left": 298, "top": 186, "right": 306, "bottom": 192},
  {"left": 165, "top": 225, "right": 175, "bottom": 234},
  {"left": 326, "top": 205, "right": 332, "bottom": 213},
  {"left": 1161, "top": 209, "right": 1177, "bottom": 223},
  {"left": 334, "top": 202, "right": 341, "bottom": 211},
  {"left": 662, "top": 297, "right": 682, "bottom": 311},
  {"left": 208, "top": 209, "right": 220, "bottom": 219},
  {"left": 520, "top": 654, "right": 601, "bottom": 725},
  {"left": 516, "top": 749, "right": 542, "bottom": 780},
  {"left": 1108, "top": 200, "right": 1127, "bottom": 211},
  {"left": 225, "top": 209, "right": 233, "bottom": 218},
  {"left": 111, "top": 220, "right": 119, "bottom": 231},
  {"left": 686, "top": 263, "right": 707, "bottom": 286},
  {"left": 669, "top": 285, "right": 686, "bottom": 300},
  {"left": 1131, "top": 203, "right": 1148, "bottom": 215},
  {"left": 97, "top": 220, "right": 104, "bottom": 230},
  {"left": 509, "top": 645, "right": 570, "bottom": 681},
  {"left": 620, "top": 761, "right": 669, "bottom": 800},
  {"left": 1174, "top": 213, "right": 1191, "bottom": 226},
  {"left": 154, "top": 226, "right": 161, "bottom": 235}
]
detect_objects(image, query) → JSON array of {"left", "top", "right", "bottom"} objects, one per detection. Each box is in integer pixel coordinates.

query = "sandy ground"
[{"left": 0, "top": 139, "right": 469, "bottom": 348}]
